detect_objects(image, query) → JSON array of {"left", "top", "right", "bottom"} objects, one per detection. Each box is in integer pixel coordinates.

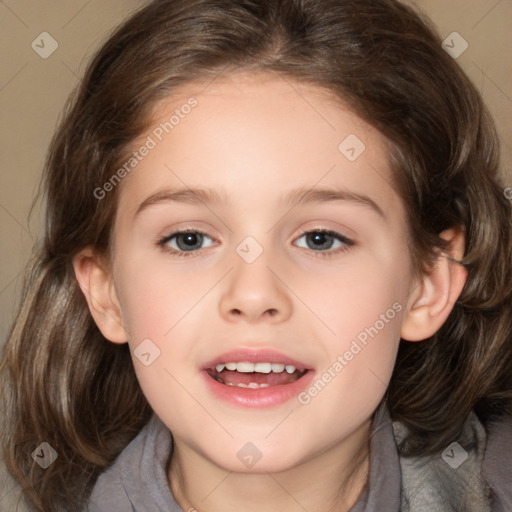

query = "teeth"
[
  {"left": 236, "top": 362, "right": 254, "bottom": 373},
  {"left": 214, "top": 361, "right": 300, "bottom": 374},
  {"left": 225, "top": 382, "right": 270, "bottom": 389},
  {"left": 254, "top": 363, "right": 272, "bottom": 373}
]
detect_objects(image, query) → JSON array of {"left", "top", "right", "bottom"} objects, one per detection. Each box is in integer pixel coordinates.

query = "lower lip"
[{"left": 202, "top": 370, "right": 316, "bottom": 408}]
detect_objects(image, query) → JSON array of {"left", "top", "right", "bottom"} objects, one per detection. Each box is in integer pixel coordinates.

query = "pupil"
[
  {"left": 178, "top": 233, "right": 201, "bottom": 250},
  {"left": 309, "top": 232, "right": 332, "bottom": 250}
]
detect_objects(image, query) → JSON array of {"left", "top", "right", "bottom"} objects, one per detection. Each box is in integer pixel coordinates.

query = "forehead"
[
  {"left": 116, "top": 72, "right": 404, "bottom": 224},
  {"left": 149, "top": 72, "right": 381, "bottom": 158}
]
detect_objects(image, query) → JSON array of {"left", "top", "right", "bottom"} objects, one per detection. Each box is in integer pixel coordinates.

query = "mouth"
[
  {"left": 201, "top": 350, "right": 314, "bottom": 407},
  {"left": 206, "top": 361, "right": 309, "bottom": 389}
]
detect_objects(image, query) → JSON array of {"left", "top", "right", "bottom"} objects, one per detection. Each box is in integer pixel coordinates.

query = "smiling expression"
[{"left": 107, "top": 71, "right": 416, "bottom": 473}]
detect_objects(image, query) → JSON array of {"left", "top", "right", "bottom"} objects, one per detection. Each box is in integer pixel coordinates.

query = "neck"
[{"left": 168, "top": 419, "right": 371, "bottom": 512}]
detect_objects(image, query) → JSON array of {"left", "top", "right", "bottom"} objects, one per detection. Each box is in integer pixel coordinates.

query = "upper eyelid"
[
  {"left": 160, "top": 227, "right": 212, "bottom": 241},
  {"left": 159, "top": 226, "right": 351, "bottom": 238}
]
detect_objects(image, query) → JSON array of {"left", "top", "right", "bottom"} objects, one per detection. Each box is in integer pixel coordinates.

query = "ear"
[
  {"left": 72, "top": 247, "right": 129, "bottom": 344},
  {"left": 401, "top": 228, "right": 468, "bottom": 342}
]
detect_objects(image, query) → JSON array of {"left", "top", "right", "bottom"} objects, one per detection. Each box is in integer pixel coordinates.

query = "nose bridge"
[
  {"left": 232, "top": 234, "right": 280, "bottom": 296},
  {"left": 219, "top": 234, "right": 292, "bottom": 322}
]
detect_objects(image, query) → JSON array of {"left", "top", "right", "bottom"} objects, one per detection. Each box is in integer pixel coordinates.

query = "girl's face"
[{"left": 110, "top": 72, "right": 416, "bottom": 473}]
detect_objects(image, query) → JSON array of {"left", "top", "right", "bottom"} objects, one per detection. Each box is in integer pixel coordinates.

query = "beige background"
[{"left": 1, "top": 0, "right": 511, "bottom": 350}]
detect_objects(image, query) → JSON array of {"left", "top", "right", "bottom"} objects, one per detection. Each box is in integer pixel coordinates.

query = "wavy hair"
[{"left": 1, "top": 0, "right": 511, "bottom": 510}]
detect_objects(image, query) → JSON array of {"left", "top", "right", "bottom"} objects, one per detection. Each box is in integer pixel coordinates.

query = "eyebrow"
[{"left": 135, "top": 186, "right": 385, "bottom": 219}]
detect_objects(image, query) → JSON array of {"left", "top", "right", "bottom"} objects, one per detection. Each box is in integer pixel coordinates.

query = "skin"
[{"left": 74, "top": 71, "right": 467, "bottom": 512}]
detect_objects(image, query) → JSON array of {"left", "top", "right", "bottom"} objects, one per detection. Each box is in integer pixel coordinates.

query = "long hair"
[{"left": 1, "top": 0, "right": 511, "bottom": 510}]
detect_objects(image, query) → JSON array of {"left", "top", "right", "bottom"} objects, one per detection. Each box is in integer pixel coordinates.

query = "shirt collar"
[{"left": 348, "top": 400, "right": 402, "bottom": 511}]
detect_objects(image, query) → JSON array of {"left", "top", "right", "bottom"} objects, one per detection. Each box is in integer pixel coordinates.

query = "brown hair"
[{"left": 1, "top": 0, "right": 511, "bottom": 510}]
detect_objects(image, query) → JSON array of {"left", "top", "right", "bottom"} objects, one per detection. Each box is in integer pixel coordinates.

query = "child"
[{"left": 1, "top": 0, "right": 511, "bottom": 510}]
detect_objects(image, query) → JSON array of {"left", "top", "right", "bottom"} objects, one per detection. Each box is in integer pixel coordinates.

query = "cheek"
[
  {"left": 294, "top": 255, "right": 407, "bottom": 409},
  {"left": 113, "top": 259, "right": 214, "bottom": 391},
  {"left": 115, "top": 257, "right": 205, "bottom": 340},
  {"left": 114, "top": 264, "right": 204, "bottom": 410},
  {"left": 299, "top": 301, "right": 402, "bottom": 429},
  {"left": 296, "top": 250, "right": 408, "bottom": 339}
]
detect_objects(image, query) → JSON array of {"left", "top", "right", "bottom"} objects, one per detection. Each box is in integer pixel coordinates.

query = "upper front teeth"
[{"left": 215, "top": 362, "right": 297, "bottom": 374}]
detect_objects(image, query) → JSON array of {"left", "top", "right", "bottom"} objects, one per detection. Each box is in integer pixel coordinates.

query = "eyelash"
[{"left": 157, "top": 228, "right": 355, "bottom": 259}]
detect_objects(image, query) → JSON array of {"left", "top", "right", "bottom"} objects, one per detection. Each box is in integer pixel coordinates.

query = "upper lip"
[{"left": 202, "top": 349, "right": 311, "bottom": 371}]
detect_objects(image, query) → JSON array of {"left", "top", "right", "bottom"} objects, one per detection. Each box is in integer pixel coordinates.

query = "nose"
[{"left": 218, "top": 247, "right": 293, "bottom": 324}]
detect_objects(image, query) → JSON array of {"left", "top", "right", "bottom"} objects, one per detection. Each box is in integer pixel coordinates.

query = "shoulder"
[
  {"left": 392, "top": 410, "right": 512, "bottom": 512},
  {"left": 481, "top": 413, "right": 512, "bottom": 511},
  {"left": 87, "top": 414, "right": 176, "bottom": 512}
]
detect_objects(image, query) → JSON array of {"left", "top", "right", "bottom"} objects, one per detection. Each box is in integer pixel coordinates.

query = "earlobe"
[
  {"left": 72, "top": 247, "right": 129, "bottom": 344},
  {"left": 401, "top": 228, "right": 468, "bottom": 342}
]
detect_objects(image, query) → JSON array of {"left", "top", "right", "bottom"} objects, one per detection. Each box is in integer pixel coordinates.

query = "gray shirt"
[{"left": 87, "top": 403, "right": 512, "bottom": 511}]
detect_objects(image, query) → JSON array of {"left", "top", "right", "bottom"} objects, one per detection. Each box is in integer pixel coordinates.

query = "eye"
[
  {"left": 158, "top": 229, "right": 215, "bottom": 257},
  {"left": 294, "top": 229, "right": 354, "bottom": 256},
  {"left": 157, "top": 228, "right": 354, "bottom": 258}
]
